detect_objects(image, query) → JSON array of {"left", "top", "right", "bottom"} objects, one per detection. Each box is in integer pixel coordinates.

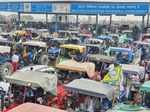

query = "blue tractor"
[
  {"left": 106, "top": 47, "right": 134, "bottom": 64},
  {"left": 48, "top": 46, "right": 60, "bottom": 61}
]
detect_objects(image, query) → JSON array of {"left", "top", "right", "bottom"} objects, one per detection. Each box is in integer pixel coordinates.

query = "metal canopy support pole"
[
  {"left": 109, "top": 15, "right": 112, "bottom": 31},
  {"left": 142, "top": 15, "right": 145, "bottom": 33},
  {"left": 18, "top": 12, "right": 21, "bottom": 30},
  {"left": 18, "top": 12, "right": 21, "bottom": 24},
  {"left": 96, "top": 14, "right": 99, "bottom": 37},
  {"left": 147, "top": 13, "right": 150, "bottom": 27},
  {"left": 46, "top": 13, "right": 48, "bottom": 24},
  {"left": 76, "top": 14, "right": 79, "bottom": 27},
  {"left": 55, "top": 14, "right": 58, "bottom": 32},
  {"left": 46, "top": 13, "right": 48, "bottom": 28},
  {"left": 110, "top": 15, "right": 112, "bottom": 27}
]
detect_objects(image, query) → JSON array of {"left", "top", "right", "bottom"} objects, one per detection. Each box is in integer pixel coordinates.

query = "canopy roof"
[
  {"left": 134, "top": 41, "right": 150, "bottom": 46},
  {"left": 85, "top": 38, "right": 103, "bottom": 43},
  {"left": 109, "top": 47, "right": 132, "bottom": 52},
  {"left": 5, "top": 71, "right": 57, "bottom": 95},
  {"left": 0, "top": 45, "right": 10, "bottom": 53},
  {"left": 140, "top": 81, "right": 150, "bottom": 92},
  {"left": 122, "top": 64, "right": 145, "bottom": 78},
  {"left": 56, "top": 60, "right": 95, "bottom": 78},
  {"left": 0, "top": 36, "right": 14, "bottom": 44},
  {"left": 18, "top": 65, "right": 55, "bottom": 72},
  {"left": 60, "top": 44, "right": 86, "bottom": 53},
  {"left": 65, "top": 78, "right": 115, "bottom": 100},
  {"left": 23, "top": 41, "right": 47, "bottom": 48},
  {"left": 7, "top": 103, "right": 67, "bottom": 112},
  {"left": 97, "top": 35, "right": 112, "bottom": 40},
  {"left": 107, "top": 103, "right": 149, "bottom": 112},
  {"left": 88, "top": 54, "right": 116, "bottom": 63}
]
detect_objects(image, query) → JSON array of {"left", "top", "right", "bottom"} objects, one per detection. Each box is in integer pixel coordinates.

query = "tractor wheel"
[
  {"left": 38, "top": 54, "right": 49, "bottom": 65},
  {"left": 0, "top": 62, "right": 13, "bottom": 79}
]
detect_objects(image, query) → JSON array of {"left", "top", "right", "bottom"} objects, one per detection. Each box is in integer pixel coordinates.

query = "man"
[
  {"left": 102, "top": 62, "right": 126, "bottom": 102},
  {"left": 48, "top": 44, "right": 60, "bottom": 60},
  {"left": 28, "top": 50, "right": 33, "bottom": 64},
  {"left": 25, "top": 87, "right": 35, "bottom": 102},
  {"left": 73, "top": 51, "right": 83, "bottom": 62},
  {"left": 11, "top": 51, "right": 19, "bottom": 72},
  {"left": 102, "top": 62, "right": 123, "bottom": 85}
]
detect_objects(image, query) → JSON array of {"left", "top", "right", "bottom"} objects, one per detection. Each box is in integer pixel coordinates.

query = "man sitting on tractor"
[
  {"left": 102, "top": 62, "right": 123, "bottom": 85},
  {"left": 11, "top": 51, "right": 19, "bottom": 72},
  {"left": 102, "top": 62, "right": 127, "bottom": 102}
]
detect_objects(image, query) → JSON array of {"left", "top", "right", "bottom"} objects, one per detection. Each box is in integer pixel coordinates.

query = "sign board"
[
  {"left": 0, "top": 2, "right": 52, "bottom": 13},
  {"left": 149, "top": 5, "right": 150, "bottom": 14},
  {"left": 71, "top": 3, "right": 149, "bottom": 15},
  {"left": 31, "top": 3, "right": 52, "bottom": 13},
  {"left": 24, "top": 3, "right": 31, "bottom": 12},
  {"left": 8, "top": 3, "right": 24, "bottom": 12},
  {"left": 0, "top": 3, "right": 8, "bottom": 11},
  {"left": 0, "top": 2, "right": 23, "bottom": 12},
  {"left": 0, "top": 2, "right": 148, "bottom": 15},
  {"left": 52, "top": 3, "right": 70, "bottom": 13}
]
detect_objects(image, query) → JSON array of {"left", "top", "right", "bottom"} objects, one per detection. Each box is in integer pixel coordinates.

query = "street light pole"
[{"left": 147, "top": 13, "right": 150, "bottom": 27}]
